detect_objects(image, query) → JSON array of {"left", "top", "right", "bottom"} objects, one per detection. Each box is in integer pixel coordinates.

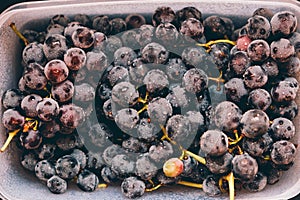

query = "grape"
[
  {"left": 21, "top": 151, "right": 38, "bottom": 171},
  {"left": 51, "top": 80, "right": 74, "bottom": 103},
  {"left": 125, "top": 13, "right": 146, "bottom": 29},
  {"left": 39, "top": 120, "right": 60, "bottom": 138},
  {"left": 136, "top": 118, "right": 159, "bottom": 142},
  {"left": 200, "top": 130, "right": 228, "bottom": 156},
  {"left": 155, "top": 22, "right": 179, "bottom": 45},
  {"left": 111, "top": 154, "right": 136, "bottom": 177},
  {"left": 166, "top": 85, "right": 190, "bottom": 109},
  {"left": 182, "top": 68, "right": 208, "bottom": 94},
  {"left": 70, "top": 149, "right": 87, "bottom": 170},
  {"left": 147, "top": 97, "right": 172, "bottom": 125},
  {"left": 36, "top": 98, "right": 59, "bottom": 122},
  {"left": 2, "top": 109, "right": 25, "bottom": 131},
  {"left": 247, "top": 39, "right": 270, "bottom": 62},
  {"left": 64, "top": 47, "right": 86, "bottom": 70},
  {"left": 23, "top": 63, "right": 48, "bottom": 90},
  {"left": 213, "top": 101, "right": 242, "bottom": 133},
  {"left": 74, "top": 83, "right": 95, "bottom": 102},
  {"left": 20, "top": 130, "right": 43, "bottom": 150},
  {"left": 135, "top": 153, "right": 158, "bottom": 180},
  {"left": 143, "top": 69, "right": 169, "bottom": 93},
  {"left": 2, "top": 89, "right": 23, "bottom": 109},
  {"left": 232, "top": 153, "right": 258, "bottom": 181},
  {"left": 148, "top": 141, "right": 174, "bottom": 164},
  {"left": 206, "top": 152, "right": 233, "bottom": 174},
  {"left": 163, "top": 157, "right": 183, "bottom": 178},
  {"left": 101, "top": 166, "right": 118, "bottom": 183},
  {"left": 270, "top": 117, "right": 295, "bottom": 141},
  {"left": 166, "top": 114, "right": 192, "bottom": 145},
  {"left": 22, "top": 42, "right": 46, "bottom": 65},
  {"left": 270, "top": 38, "right": 295, "bottom": 63},
  {"left": 152, "top": 6, "right": 176, "bottom": 26},
  {"left": 35, "top": 160, "right": 56, "bottom": 182},
  {"left": 121, "top": 177, "right": 145, "bottom": 199},
  {"left": 114, "top": 108, "right": 139, "bottom": 133},
  {"left": 271, "top": 77, "right": 299, "bottom": 102},
  {"left": 44, "top": 59, "right": 69, "bottom": 84},
  {"left": 102, "top": 145, "right": 125, "bottom": 167},
  {"left": 202, "top": 176, "right": 221, "bottom": 197},
  {"left": 180, "top": 18, "right": 204, "bottom": 42},
  {"left": 47, "top": 175, "right": 67, "bottom": 194},
  {"left": 271, "top": 11, "right": 297, "bottom": 37},
  {"left": 270, "top": 140, "right": 296, "bottom": 165},
  {"left": 129, "top": 58, "right": 149, "bottom": 84},
  {"left": 248, "top": 88, "right": 272, "bottom": 111},
  {"left": 86, "top": 151, "right": 105, "bottom": 171},
  {"left": 43, "top": 34, "right": 68, "bottom": 60},
  {"left": 76, "top": 169, "right": 99, "bottom": 192},
  {"left": 141, "top": 42, "right": 169, "bottom": 64},
  {"left": 137, "top": 24, "right": 154, "bottom": 47},
  {"left": 55, "top": 155, "right": 80, "bottom": 179},
  {"left": 71, "top": 27, "right": 95, "bottom": 49},
  {"left": 36, "top": 143, "right": 56, "bottom": 160},
  {"left": 86, "top": 51, "right": 108, "bottom": 72},
  {"left": 107, "top": 65, "right": 129, "bottom": 87},
  {"left": 245, "top": 15, "right": 271, "bottom": 40},
  {"left": 242, "top": 133, "right": 273, "bottom": 157},
  {"left": 176, "top": 6, "right": 202, "bottom": 25},
  {"left": 165, "top": 58, "right": 187, "bottom": 81},
  {"left": 243, "top": 65, "right": 268, "bottom": 89},
  {"left": 243, "top": 172, "right": 267, "bottom": 192},
  {"left": 59, "top": 104, "right": 85, "bottom": 129},
  {"left": 241, "top": 109, "right": 269, "bottom": 139},
  {"left": 21, "top": 94, "right": 42, "bottom": 117},
  {"left": 111, "top": 81, "right": 139, "bottom": 107},
  {"left": 92, "top": 15, "right": 111, "bottom": 35},
  {"left": 203, "top": 15, "right": 228, "bottom": 40},
  {"left": 114, "top": 47, "right": 137, "bottom": 68},
  {"left": 47, "top": 23, "right": 64, "bottom": 35}
]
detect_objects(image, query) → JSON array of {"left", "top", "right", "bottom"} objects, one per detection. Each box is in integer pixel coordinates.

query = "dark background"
[
  {"left": 0, "top": 0, "right": 36, "bottom": 12},
  {"left": 1, "top": 0, "right": 300, "bottom": 199}
]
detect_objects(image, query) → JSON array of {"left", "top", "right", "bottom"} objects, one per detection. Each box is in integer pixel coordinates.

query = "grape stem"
[
  {"left": 219, "top": 172, "right": 235, "bottom": 200},
  {"left": 160, "top": 125, "right": 175, "bottom": 144},
  {"left": 196, "top": 39, "right": 236, "bottom": 52},
  {"left": 145, "top": 181, "right": 162, "bottom": 192},
  {"left": 208, "top": 71, "right": 225, "bottom": 91},
  {"left": 182, "top": 149, "right": 206, "bottom": 165},
  {"left": 0, "top": 129, "right": 20, "bottom": 152},
  {"left": 97, "top": 183, "right": 108, "bottom": 188},
  {"left": 9, "top": 22, "right": 29, "bottom": 46}
]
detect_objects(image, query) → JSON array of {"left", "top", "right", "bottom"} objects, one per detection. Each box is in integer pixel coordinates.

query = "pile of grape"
[{"left": 1, "top": 5, "right": 300, "bottom": 199}]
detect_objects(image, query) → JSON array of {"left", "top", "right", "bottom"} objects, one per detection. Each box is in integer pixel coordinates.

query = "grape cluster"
[{"left": 1, "top": 5, "right": 299, "bottom": 200}]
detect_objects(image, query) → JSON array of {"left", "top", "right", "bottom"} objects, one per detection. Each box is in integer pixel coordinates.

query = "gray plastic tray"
[{"left": 0, "top": 0, "right": 300, "bottom": 199}]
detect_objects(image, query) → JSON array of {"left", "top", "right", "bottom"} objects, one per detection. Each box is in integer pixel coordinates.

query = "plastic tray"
[{"left": 0, "top": 0, "right": 300, "bottom": 199}]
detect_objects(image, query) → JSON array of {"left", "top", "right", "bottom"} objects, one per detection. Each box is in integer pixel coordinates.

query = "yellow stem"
[
  {"left": 263, "top": 155, "right": 271, "bottom": 161},
  {"left": 137, "top": 97, "right": 147, "bottom": 104},
  {"left": 160, "top": 125, "right": 175, "bottom": 144},
  {"left": 179, "top": 150, "right": 186, "bottom": 160},
  {"left": 184, "top": 150, "right": 206, "bottom": 165},
  {"left": 10, "top": 23, "right": 29, "bottom": 46},
  {"left": 177, "top": 181, "right": 203, "bottom": 189},
  {"left": 228, "top": 172, "right": 235, "bottom": 200},
  {"left": 137, "top": 105, "right": 148, "bottom": 114},
  {"left": 145, "top": 184, "right": 162, "bottom": 192},
  {"left": 0, "top": 129, "right": 20, "bottom": 152},
  {"left": 219, "top": 172, "right": 235, "bottom": 200},
  {"left": 98, "top": 183, "right": 108, "bottom": 188}
]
